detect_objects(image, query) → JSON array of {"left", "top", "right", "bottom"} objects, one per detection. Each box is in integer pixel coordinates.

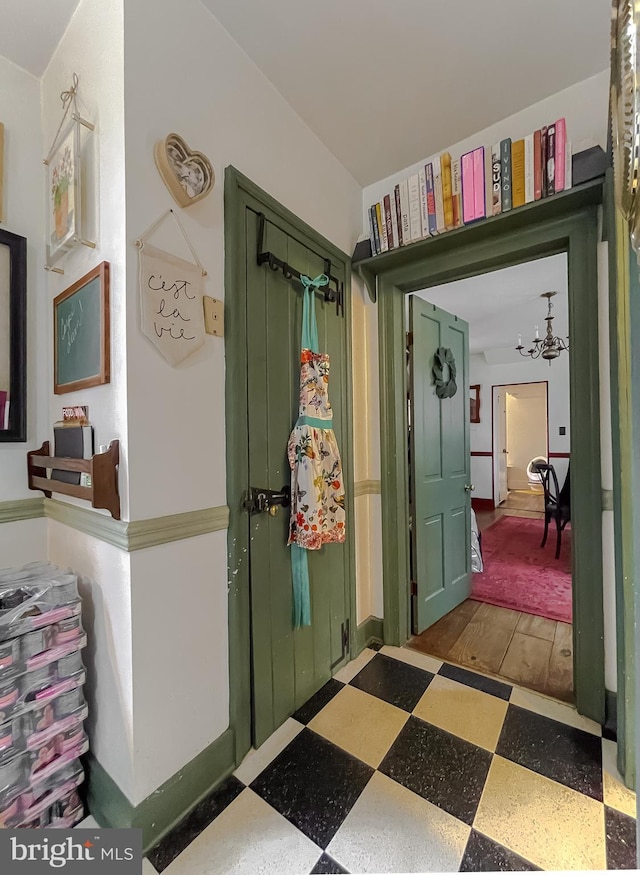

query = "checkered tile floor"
[{"left": 147, "top": 646, "right": 637, "bottom": 873}]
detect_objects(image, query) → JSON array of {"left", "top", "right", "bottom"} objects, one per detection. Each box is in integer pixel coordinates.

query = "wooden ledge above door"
[{"left": 353, "top": 178, "right": 605, "bottom": 302}]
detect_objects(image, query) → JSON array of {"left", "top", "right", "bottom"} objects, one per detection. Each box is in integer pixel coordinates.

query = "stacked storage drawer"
[{"left": 0, "top": 563, "right": 87, "bottom": 829}]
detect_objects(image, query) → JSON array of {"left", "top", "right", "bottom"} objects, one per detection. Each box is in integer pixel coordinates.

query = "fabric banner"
[{"left": 138, "top": 243, "right": 205, "bottom": 366}]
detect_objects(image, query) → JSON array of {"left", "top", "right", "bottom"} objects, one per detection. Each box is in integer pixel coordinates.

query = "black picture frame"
[{"left": 0, "top": 227, "right": 27, "bottom": 442}]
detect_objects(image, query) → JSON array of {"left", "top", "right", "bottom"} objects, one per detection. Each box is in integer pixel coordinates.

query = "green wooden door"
[
  {"left": 245, "top": 205, "right": 350, "bottom": 747},
  {"left": 409, "top": 297, "right": 472, "bottom": 633}
]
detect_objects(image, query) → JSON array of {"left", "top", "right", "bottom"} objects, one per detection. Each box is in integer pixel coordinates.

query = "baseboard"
[
  {"left": 471, "top": 498, "right": 495, "bottom": 512},
  {"left": 355, "top": 615, "right": 383, "bottom": 652},
  {"left": 85, "top": 728, "right": 236, "bottom": 853},
  {"left": 604, "top": 689, "right": 617, "bottom": 740}
]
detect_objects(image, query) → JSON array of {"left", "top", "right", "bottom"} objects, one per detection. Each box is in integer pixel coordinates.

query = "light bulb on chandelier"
[{"left": 515, "top": 292, "right": 569, "bottom": 365}]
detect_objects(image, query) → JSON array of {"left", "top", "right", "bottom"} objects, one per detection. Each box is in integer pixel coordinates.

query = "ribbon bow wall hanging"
[{"left": 432, "top": 347, "right": 458, "bottom": 398}]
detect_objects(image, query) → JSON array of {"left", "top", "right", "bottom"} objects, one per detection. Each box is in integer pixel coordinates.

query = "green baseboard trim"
[
  {"left": 605, "top": 689, "right": 618, "bottom": 739},
  {"left": 354, "top": 480, "right": 382, "bottom": 498},
  {"left": 85, "top": 728, "right": 236, "bottom": 852},
  {"left": 44, "top": 499, "right": 230, "bottom": 552},
  {"left": 355, "top": 615, "right": 384, "bottom": 651},
  {"left": 0, "top": 497, "right": 45, "bottom": 524},
  {"left": 84, "top": 754, "right": 135, "bottom": 832}
]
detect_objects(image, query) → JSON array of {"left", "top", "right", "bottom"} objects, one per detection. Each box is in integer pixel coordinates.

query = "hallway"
[{"left": 147, "top": 646, "right": 635, "bottom": 873}]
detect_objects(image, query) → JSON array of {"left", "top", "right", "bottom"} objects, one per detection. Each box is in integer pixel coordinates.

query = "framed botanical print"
[
  {"left": 53, "top": 262, "right": 110, "bottom": 394},
  {"left": 47, "top": 118, "right": 79, "bottom": 265}
]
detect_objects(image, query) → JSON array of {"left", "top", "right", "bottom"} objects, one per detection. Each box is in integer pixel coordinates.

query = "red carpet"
[{"left": 471, "top": 515, "right": 572, "bottom": 623}]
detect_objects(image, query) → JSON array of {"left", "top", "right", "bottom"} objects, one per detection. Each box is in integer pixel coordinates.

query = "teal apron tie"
[{"left": 291, "top": 274, "right": 328, "bottom": 628}]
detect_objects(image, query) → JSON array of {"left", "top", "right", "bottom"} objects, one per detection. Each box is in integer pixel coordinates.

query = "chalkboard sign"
[{"left": 54, "top": 262, "right": 110, "bottom": 394}]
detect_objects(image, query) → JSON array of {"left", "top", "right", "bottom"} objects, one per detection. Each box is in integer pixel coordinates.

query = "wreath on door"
[{"left": 432, "top": 347, "right": 458, "bottom": 398}]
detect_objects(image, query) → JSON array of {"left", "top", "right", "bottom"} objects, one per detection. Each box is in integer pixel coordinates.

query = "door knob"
[
  {"left": 502, "top": 449, "right": 508, "bottom": 454},
  {"left": 464, "top": 484, "right": 475, "bottom": 492}
]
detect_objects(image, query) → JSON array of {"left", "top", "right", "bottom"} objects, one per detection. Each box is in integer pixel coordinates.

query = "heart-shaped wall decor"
[{"left": 154, "top": 133, "right": 214, "bottom": 208}]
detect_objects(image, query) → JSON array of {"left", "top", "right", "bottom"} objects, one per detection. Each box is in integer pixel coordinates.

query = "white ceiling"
[
  {"left": 413, "top": 253, "right": 569, "bottom": 362},
  {"left": 0, "top": 0, "right": 79, "bottom": 77},
  {"left": 202, "top": 0, "right": 610, "bottom": 185}
]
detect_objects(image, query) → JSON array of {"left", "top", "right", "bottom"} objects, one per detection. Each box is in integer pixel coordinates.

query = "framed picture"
[
  {"left": 470, "top": 384, "right": 481, "bottom": 423},
  {"left": 54, "top": 262, "right": 110, "bottom": 394},
  {"left": 0, "top": 227, "right": 27, "bottom": 441},
  {"left": 47, "top": 118, "right": 80, "bottom": 265}
]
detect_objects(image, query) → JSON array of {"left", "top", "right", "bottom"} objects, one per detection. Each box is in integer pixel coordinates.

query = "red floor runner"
[{"left": 470, "top": 515, "right": 572, "bottom": 623}]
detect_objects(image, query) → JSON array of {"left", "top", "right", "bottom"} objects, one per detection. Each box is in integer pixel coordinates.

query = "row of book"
[
  {"left": 368, "top": 118, "right": 571, "bottom": 255},
  {"left": 52, "top": 406, "right": 93, "bottom": 488}
]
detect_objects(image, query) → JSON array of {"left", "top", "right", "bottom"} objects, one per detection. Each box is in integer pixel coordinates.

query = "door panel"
[
  {"left": 496, "top": 388, "right": 508, "bottom": 504},
  {"left": 410, "top": 297, "right": 471, "bottom": 634},
  {"left": 245, "top": 205, "right": 350, "bottom": 746}
]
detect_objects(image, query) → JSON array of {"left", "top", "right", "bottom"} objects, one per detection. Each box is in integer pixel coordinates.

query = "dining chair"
[{"left": 533, "top": 462, "right": 571, "bottom": 560}]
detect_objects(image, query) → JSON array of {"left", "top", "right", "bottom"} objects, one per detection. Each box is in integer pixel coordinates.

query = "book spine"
[
  {"left": 491, "top": 143, "right": 502, "bottom": 216},
  {"left": 511, "top": 139, "right": 525, "bottom": 208},
  {"left": 369, "top": 204, "right": 382, "bottom": 255},
  {"left": 461, "top": 151, "right": 475, "bottom": 224},
  {"left": 376, "top": 202, "right": 388, "bottom": 252},
  {"left": 547, "top": 124, "right": 556, "bottom": 196},
  {"left": 555, "top": 118, "right": 566, "bottom": 192},
  {"left": 368, "top": 206, "right": 378, "bottom": 255},
  {"left": 433, "top": 156, "right": 445, "bottom": 233},
  {"left": 394, "top": 185, "right": 403, "bottom": 246},
  {"left": 399, "top": 179, "right": 411, "bottom": 243},
  {"left": 425, "top": 163, "right": 438, "bottom": 235},
  {"left": 541, "top": 126, "right": 548, "bottom": 196},
  {"left": 408, "top": 173, "right": 422, "bottom": 242},
  {"left": 441, "top": 152, "right": 454, "bottom": 230},
  {"left": 451, "top": 158, "right": 462, "bottom": 227},
  {"left": 392, "top": 185, "right": 401, "bottom": 248},
  {"left": 473, "top": 147, "right": 485, "bottom": 219},
  {"left": 418, "top": 168, "right": 430, "bottom": 237},
  {"left": 533, "top": 130, "right": 542, "bottom": 200},
  {"left": 384, "top": 194, "right": 394, "bottom": 249},
  {"left": 524, "top": 134, "right": 534, "bottom": 203},
  {"left": 500, "top": 138, "right": 512, "bottom": 212},
  {"left": 565, "top": 141, "right": 572, "bottom": 190}
]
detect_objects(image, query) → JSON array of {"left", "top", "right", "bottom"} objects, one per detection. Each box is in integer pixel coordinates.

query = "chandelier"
[{"left": 515, "top": 292, "right": 569, "bottom": 364}]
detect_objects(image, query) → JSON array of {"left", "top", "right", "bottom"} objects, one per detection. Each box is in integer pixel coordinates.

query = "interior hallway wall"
[
  {"left": 123, "top": 0, "right": 363, "bottom": 803},
  {"left": 0, "top": 55, "right": 47, "bottom": 562},
  {"left": 40, "top": 0, "right": 134, "bottom": 798}
]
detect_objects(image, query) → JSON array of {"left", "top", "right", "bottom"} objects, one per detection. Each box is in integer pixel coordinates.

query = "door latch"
[{"left": 243, "top": 485, "right": 290, "bottom": 515}]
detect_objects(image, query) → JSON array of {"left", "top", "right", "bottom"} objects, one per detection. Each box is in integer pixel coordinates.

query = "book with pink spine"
[
  {"left": 461, "top": 150, "right": 475, "bottom": 224},
  {"left": 473, "top": 147, "right": 486, "bottom": 220},
  {"left": 555, "top": 118, "right": 566, "bottom": 192}
]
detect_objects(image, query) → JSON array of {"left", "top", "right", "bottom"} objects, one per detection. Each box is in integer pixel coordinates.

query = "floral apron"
[{"left": 287, "top": 275, "right": 346, "bottom": 626}]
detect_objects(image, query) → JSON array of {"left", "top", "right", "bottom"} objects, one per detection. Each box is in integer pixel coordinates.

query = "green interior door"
[
  {"left": 245, "top": 206, "right": 350, "bottom": 748},
  {"left": 409, "top": 296, "right": 472, "bottom": 634}
]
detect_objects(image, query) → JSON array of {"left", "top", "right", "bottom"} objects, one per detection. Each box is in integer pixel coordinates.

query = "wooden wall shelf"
[{"left": 27, "top": 440, "right": 120, "bottom": 520}]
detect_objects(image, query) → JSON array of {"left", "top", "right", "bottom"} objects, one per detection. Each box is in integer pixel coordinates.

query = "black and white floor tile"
[{"left": 146, "top": 646, "right": 637, "bottom": 874}]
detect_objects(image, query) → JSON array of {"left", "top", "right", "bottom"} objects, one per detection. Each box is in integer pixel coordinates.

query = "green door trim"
[
  {"left": 369, "top": 182, "right": 606, "bottom": 724},
  {"left": 224, "top": 166, "right": 356, "bottom": 765}
]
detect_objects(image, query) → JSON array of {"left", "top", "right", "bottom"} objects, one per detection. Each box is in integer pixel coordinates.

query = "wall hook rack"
[{"left": 256, "top": 213, "right": 344, "bottom": 316}]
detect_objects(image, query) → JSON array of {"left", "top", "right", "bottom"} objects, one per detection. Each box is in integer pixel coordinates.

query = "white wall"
[
  {"left": 0, "top": 55, "right": 48, "bottom": 563},
  {"left": 122, "top": 0, "right": 363, "bottom": 803},
  {"left": 470, "top": 354, "right": 570, "bottom": 500},
  {"left": 362, "top": 70, "right": 609, "bottom": 231},
  {"left": 40, "top": 0, "right": 134, "bottom": 798}
]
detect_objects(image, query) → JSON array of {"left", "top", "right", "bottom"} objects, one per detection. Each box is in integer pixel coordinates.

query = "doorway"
[
  {"left": 225, "top": 168, "right": 356, "bottom": 763},
  {"left": 369, "top": 183, "right": 604, "bottom": 724},
  {"left": 406, "top": 258, "right": 574, "bottom": 702}
]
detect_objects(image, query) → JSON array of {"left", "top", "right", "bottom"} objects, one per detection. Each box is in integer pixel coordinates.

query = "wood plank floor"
[{"left": 408, "top": 600, "right": 574, "bottom": 703}]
